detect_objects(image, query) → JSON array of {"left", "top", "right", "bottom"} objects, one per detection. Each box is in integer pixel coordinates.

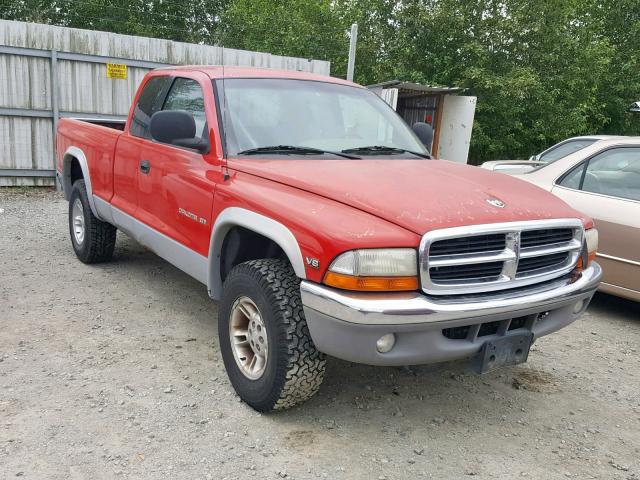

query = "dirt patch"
[
  {"left": 284, "top": 430, "right": 316, "bottom": 448},
  {"left": 512, "top": 368, "right": 558, "bottom": 392}
]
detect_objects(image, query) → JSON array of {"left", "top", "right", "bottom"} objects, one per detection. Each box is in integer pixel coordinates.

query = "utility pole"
[{"left": 346, "top": 23, "right": 358, "bottom": 82}]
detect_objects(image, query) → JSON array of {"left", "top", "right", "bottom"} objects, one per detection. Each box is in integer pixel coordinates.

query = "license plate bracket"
[{"left": 471, "top": 332, "right": 534, "bottom": 374}]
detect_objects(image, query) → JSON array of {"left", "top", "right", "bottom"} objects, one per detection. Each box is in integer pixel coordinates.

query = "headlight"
[
  {"left": 576, "top": 228, "right": 598, "bottom": 271},
  {"left": 323, "top": 248, "right": 419, "bottom": 291}
]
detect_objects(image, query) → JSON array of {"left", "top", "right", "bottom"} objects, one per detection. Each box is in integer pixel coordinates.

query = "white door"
[{"left": 437, "top": 95, "right": 476, "bottom": 163}]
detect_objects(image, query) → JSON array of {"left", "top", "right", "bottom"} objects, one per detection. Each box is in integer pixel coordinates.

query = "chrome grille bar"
[
  {"left": 428, "top": 250, "right": 516, "bottom": 267},
  {"left": 420, "top": 219, "right": 584, "bottom": 295}
]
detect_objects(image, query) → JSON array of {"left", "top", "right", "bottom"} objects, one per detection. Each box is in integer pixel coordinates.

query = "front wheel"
[{"left": 218, "top": 259, "right": 326, "bottom": 411}]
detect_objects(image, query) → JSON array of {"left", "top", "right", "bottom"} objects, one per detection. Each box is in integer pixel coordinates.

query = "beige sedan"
[{"left": 513, "top": 137, "right": 640, "bottom": 301}]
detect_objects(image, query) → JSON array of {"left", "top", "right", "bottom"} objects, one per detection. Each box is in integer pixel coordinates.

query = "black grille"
[
  {"left": 521, "top": 228, "right": 573, "bottom": 248},
  {"left": 430, "top": 261, "right": 503, "bottom": 282},
  {"left": 442, "top": 315, "right": 536, "bottom": 341},
  {"left": 508, "top": 316, "right": 529, "bottom": 330},
  {"left": 517, "top": 252, "right": 569, "bottom": 275},
  {"left": 442, "top": 325, "right": 470, "bottom": 340},
  {"left": 429, "top": 233, "right": 506, "bottom": 256},
  {"left": 478, "top": 321, "right": 502, "bottom": 337}
]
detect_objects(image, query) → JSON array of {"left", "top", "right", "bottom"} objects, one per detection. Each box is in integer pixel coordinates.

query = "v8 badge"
[{"left": 305, "top": 257, "right": 320, "bottom": 269}]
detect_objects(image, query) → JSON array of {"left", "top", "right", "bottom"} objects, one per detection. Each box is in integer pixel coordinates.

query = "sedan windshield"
[
  {"left": 215, "top": 78, "right": 428, "bottom": 158},
  {"left": 538, "top": 139, "right": 598, "bottom": 163}
]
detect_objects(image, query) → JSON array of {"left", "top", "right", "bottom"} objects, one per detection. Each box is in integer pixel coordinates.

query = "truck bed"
[
  {"left": 56, "top": 117, "right": 125, "bottom": 201},
  {"left": 70, "top": 118, "right": 126, "bottom": 131}
]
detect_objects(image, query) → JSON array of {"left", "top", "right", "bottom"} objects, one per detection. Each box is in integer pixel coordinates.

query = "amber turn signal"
[
  {"left": 575, "top": 250, "right": 597, "bottom": 272},
  {"left": 575, "top": 228, "right": 598, "bottom": 272},
  {"left": 323, "top": 271, "right": 419, "bottom": 291}
]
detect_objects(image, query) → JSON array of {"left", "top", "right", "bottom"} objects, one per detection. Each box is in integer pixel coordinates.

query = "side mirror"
[
  {"left": 412, "top": 122, "right": 433, "bottom": 150},
  {"left": 628, "top": 101, "right": 640, "bottom": 113},
  {"left": 150, "top": 110, "right": 208, "bottom": 153}
]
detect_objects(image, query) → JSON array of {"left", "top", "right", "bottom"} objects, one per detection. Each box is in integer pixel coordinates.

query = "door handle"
[{"left": 140, "top": 160, "right": 151, "bottom": 174}]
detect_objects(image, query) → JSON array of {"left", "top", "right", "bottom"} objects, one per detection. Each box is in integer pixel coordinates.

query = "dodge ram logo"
[{"left": 486, "top": 198, "right": 506, "bottom": 208}]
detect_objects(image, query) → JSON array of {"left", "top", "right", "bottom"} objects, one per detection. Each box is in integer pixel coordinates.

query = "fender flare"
[
  {"left": 61, "top": 146, "right": 101, "bottom": 219},
  {"left": 208, "top": 207, "right": 307, "bottom": 300}
]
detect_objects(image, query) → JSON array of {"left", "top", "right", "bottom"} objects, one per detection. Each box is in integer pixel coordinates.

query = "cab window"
[
  {"left": 130, "top": 76, "right": 168, "bottom": 139},
  {"left": 162, "top": 78, "right": 207, "bottom": 138}
]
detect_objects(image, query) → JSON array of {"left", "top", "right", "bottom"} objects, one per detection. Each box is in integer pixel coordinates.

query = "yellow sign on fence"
[{"left": 106, "top": 63, "right": 127, "bottom": 79}]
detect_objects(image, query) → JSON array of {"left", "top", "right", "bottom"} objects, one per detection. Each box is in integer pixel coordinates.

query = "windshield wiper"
[
  {"left": 238, "top": 145, "right": 360, "bottom": 159},
  {"left": 341, "top": 145, "right": 431, "bottom": 159}
]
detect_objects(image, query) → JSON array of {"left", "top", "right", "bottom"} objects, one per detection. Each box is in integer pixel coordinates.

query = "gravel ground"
[{"left": 1, "top": 188, "right": 639, "bottom": 480}]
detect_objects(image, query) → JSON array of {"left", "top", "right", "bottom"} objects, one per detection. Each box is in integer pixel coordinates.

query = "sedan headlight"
[
  {"left": 323, "top": 248, "right": 419, "bottom": 291},
  {"left": 585, "top": 228, "right": 598, "bottom": 260}
]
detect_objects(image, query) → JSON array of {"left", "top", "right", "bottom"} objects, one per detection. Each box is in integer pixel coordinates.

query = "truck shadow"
[{"left": 588, "top": 291, "right": 639, "bottom": 321}]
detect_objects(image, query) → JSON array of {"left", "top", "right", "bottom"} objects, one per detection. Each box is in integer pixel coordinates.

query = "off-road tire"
[
  {"left": 219, "top": 259, "right": 326, "bottom": 412},
  {"left": 69, "top": 179, "right": 117, "bottom": 263}
]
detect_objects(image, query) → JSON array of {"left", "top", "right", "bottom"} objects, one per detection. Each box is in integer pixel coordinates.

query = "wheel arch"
[
  {"left": 208, "top": 207, "right": 306, "bottom": 300},
  {"left": 61, "top": 146, "right": 101, "bottom": 219}
]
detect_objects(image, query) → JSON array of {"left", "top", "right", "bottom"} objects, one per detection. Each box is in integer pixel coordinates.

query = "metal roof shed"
[{"left": 368, "top": 80, "right": 476, "bottom": 164}]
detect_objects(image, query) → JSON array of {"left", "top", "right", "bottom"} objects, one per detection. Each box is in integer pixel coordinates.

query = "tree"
[
  {"left": 589, "top": 0, "right": 640, "bottom": 136},
  {"left": 0, "top": 0, "right": 229, "bottom": 44},
  {"left": 334, "top": 0, "right": 617, "bottom": 161},
  {"left": 215, "top": 0, "right": 346, "bottom": 65}
]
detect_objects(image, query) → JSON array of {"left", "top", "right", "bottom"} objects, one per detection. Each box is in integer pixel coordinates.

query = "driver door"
[{"left": 136, "top": 72, "right": 218, "bottom": 258}]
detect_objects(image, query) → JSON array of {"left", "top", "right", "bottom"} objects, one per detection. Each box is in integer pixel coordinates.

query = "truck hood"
[{"left": 228, "top": 158, "right": 590, "bottom": 235}]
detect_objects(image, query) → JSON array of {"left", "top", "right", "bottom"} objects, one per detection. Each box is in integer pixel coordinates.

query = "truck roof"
[{"left": 157, "top": 65, "right": 359, "bottom": 87}]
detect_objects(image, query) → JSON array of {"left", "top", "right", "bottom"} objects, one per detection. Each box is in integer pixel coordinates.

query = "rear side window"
[
  {"left": 130, "top": 76, "right": 168, "bottom": 138},
  {"left": 558, "top": 164, "right": 586, "bottom": 189},
  {"left": 558, "top": 147, "right": 640, "bottom": 201},
  {"left": 583, "top": 148, "right": 640, "bottom": 201}
]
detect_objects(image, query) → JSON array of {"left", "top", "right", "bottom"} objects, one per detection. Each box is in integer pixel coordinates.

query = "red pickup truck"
[{"left": 56, "top": 66, "right": 602, "bottom": 411}]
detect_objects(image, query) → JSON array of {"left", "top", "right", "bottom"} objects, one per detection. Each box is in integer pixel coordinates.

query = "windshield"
[
  {"left": 539, "top": 138, "right": 597, "bottom": 163},
  {"left": 215, "top": 78, "right": 428, "bottom": 158}
]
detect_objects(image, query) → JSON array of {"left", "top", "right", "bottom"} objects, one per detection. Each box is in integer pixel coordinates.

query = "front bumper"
[{"left": 301, "top": 263, "right": 602, "bottom": 366}]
